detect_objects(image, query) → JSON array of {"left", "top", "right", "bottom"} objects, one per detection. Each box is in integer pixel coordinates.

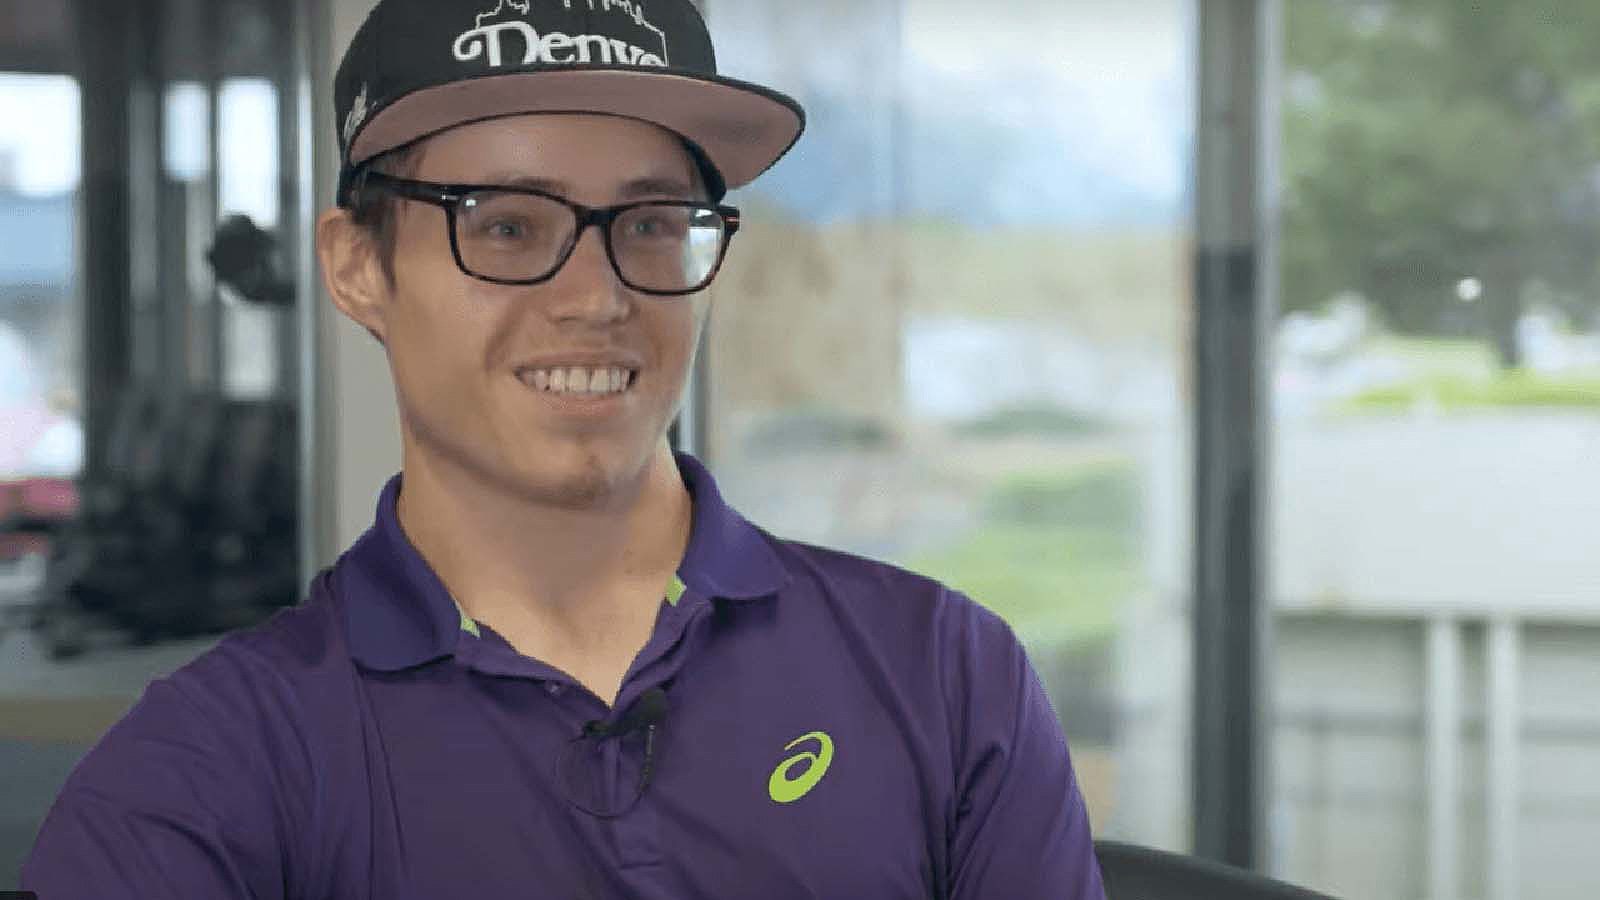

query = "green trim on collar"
[
  {"left": 455, "top": 574, "right": 684, "bottom": 635},
  {"left": 457, "top": 602, "right": 480, "bottom": 637}
]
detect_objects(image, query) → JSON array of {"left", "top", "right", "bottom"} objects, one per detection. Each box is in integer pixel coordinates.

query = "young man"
[{"left": 23, "top": 0, "right": 1106, "bottom": 897}]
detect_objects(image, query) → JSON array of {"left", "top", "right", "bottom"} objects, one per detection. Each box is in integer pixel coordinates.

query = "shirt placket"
[
  {"left": 453, "top": 582, "right": 708, "bottom": 889},
  {"left": 608, "top": 593, "right": 714, "bottom": 888},
  {"left": 602, "top": 736, "right": 662, "bottom": 871}
]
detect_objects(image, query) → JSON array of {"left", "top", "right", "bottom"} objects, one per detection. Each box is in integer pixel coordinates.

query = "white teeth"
[{"left": 519, "top": 365, "right": 634, "bottom": 395}]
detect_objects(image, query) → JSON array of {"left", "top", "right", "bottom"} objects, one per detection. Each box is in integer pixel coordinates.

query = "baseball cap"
[{"left": 333, "top": 0, "right": 807, "bottom": 206}]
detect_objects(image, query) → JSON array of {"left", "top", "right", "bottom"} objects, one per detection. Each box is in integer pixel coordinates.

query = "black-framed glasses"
[{"left": 358, "top": 171, "right": 740, "bottom": 296}]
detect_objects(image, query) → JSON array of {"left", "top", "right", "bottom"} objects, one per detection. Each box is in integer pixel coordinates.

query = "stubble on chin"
[
  {"left": 522, "top": 458, "right": 614, "bottom": 510},
  {"left": 504, "top": 440, "right": 662, "bottom": 512},
  {"left": 406, "top": 410, "right": 610, "bottom": 512}
]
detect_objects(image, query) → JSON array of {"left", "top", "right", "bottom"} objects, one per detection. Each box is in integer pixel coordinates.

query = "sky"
[
  {"left": 901, "top": 0, "right": 1193, "bottom": 205},
  {"left": 710, "top": 0, "right": 1195, "bottom": 226}
]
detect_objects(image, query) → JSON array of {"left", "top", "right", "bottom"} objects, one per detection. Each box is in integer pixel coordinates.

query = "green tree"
[{"left": 1282, "top": 1, "right": 1600, "bottom": 366}]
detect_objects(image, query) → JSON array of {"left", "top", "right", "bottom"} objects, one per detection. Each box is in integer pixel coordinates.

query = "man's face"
[{"left": 371, "top": 113, "right": 710, "bottom": 509}]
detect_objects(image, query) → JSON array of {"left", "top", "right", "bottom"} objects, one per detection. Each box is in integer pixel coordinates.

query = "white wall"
[{"left": 313, "top": 0, "right": 399, "bottom": 564}]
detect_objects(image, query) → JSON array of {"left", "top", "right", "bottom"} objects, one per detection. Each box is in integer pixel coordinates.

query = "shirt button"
[{"left": 545, "top": 683, "right": 563, "bottom": 696}]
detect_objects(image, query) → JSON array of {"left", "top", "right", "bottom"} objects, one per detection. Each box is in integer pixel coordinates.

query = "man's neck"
[{"left": 393, "top": 441, "right": 693, "bottom": 638}]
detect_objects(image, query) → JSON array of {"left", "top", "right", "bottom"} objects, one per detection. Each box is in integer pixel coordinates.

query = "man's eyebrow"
[
  {"left": 480, "top": 173, "right": 698, "bottom": 200},
  {"left": 615, "top": 175, "right": 698, "bottom": 199}
]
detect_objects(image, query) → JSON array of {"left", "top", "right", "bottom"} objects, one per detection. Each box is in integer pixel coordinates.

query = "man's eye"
[
  {"left": 630, "top": 214, "right": 682, "bottom": 238},
  {"left": 486, "top": 219, "right": 528, "bottom": 239}
]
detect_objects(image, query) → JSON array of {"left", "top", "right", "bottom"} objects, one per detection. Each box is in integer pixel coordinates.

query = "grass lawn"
[
  {"left": 903, "top": 461, "right": 1139, "bottom": 646},
  {"left": 1342, "top": 369, "right": 1600, "bottom": 413},
  {"left": 1364, "top": 335, "right": 1499, "bottom": 378},
  {"left": 905, "top": 523, "right": 1133, "bottom": 644},
  {"left": 1337, "top": 336, "right": 1600, "bottom": 412}
]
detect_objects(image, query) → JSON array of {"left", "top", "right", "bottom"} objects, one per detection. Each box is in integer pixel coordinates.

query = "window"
[
  {"left": 0, "top": 72, "right": 82, "bottom": 479},
  {"left": 1273, "top": 5, "right": 1600, "bottom": 899},
  {"left": 705, "top": 0, "right": 1197, "bottom": 850},
  {"left": 2, "top": 0, "right": 311, "bottom": 883}
]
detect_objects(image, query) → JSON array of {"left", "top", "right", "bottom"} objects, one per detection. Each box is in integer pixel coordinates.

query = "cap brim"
[{"left": 349, "top": 68, "right": 805, "bottom": 191}]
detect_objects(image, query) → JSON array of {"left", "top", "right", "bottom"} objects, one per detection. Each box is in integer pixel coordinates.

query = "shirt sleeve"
[
  {"left": 944, "top": 592, "right": 1107, "bottom": 900},
  {"left": 20, "top": 674, "right": 295, "bottom": 900}
]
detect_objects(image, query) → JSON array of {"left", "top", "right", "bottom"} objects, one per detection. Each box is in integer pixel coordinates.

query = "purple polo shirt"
[{"left": 22, "top": 452, "right": 1105, "bottom": 899}]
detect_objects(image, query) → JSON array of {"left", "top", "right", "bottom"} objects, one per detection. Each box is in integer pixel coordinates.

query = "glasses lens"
[
  {"left": 611, "top": 204, "right": 727, "bottom": 293},
  {"left": 455, "top": 190, "right": 574, "bottom": 281}
]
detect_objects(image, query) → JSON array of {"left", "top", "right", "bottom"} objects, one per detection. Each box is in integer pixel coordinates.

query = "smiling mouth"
[{"left": 514, "top": 365, "right": 640, "bottom": 398}]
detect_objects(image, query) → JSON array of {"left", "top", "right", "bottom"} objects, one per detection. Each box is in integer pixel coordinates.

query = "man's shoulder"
[
  {"left": 192, "top": 570, "right": 346, "bottom": 676},
  {"left": 761, "top": 527, "right": 941, "bottom": 593},
  {"left": 148, "top": 571, "right": 354, "bottom": 733},
  {"left": 55, "top": 576, "right": 350, "bottom": 817},
  {"left": 755, "top": 526, "right": 1005, "bottom": 634}
]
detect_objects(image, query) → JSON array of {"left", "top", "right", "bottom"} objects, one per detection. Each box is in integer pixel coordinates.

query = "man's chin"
[{"left": 505, "top": 444, "right": 649, "bottom": 511}]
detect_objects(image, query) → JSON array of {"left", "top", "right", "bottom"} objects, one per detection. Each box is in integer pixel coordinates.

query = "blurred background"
[{"left": 2, "top": 1, "right": 1598, "bottom": 898}]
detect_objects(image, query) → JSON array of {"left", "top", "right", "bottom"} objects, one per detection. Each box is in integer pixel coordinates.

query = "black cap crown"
[{"left": 332, "top": 0, "right": 804, "bottom": 206}]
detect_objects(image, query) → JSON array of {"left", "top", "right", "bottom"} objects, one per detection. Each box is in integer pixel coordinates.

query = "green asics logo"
[{"left": 768, "top": 731, "right": 835, "bottom": 804}]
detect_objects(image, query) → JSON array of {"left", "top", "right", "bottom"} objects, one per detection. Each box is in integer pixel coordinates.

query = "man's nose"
[{"left": 543, "top": 223, "right": 629, "bottom": 321}]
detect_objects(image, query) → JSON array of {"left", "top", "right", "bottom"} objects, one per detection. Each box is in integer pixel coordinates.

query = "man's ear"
[{"left": 316, "top": 207, "right": 390, "bottom": 347}]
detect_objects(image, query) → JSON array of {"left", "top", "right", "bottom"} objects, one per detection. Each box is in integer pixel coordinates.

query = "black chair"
[
  {"left": 1095, "top": 841, "right": 1340, "bottom": 900},
  {"left": 30, "top": 388, "right": 300, "bottom": 657}
]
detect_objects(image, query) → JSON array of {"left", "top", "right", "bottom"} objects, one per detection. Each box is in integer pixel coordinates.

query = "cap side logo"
[
  {"left": 342, "top": 84, "right": 369, "bottom": 149},
  {"left": 455, "top": 0, "right": 670, "bottom": 70}
]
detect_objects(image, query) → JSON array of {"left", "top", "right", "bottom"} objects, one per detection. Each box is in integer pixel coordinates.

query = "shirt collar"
[{"left": 337, "top": 450, "right": 789, "bottom": 672}]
